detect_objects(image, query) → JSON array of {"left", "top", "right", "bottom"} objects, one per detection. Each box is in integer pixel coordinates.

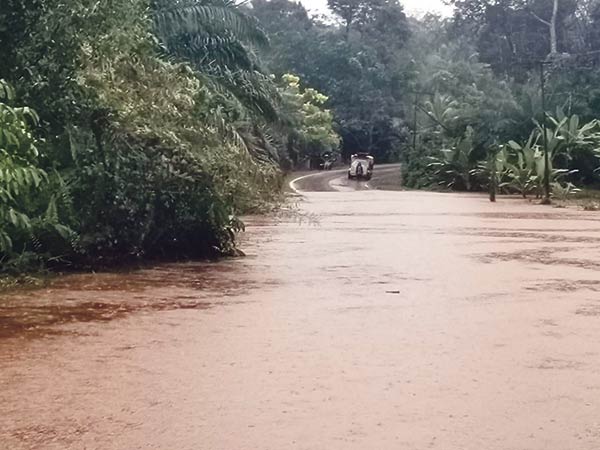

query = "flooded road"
[{"left": 2, "top": 169, "right": 600, "bottom": 449}]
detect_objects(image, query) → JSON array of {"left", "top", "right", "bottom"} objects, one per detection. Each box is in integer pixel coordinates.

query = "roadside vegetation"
[
  {"left": 0, "top": 0, "right": 339, "bottom": 276},
  {"left": 250, "top": 0, "right": 600, "bottom": 198},
  {"left": 3, "top": 0, "right": 600, "bottom": 279}
]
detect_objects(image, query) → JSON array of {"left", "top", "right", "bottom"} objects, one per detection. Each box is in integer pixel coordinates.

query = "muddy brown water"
[{"left": 2, "top": 172, "right": 600, "bottom": 449}]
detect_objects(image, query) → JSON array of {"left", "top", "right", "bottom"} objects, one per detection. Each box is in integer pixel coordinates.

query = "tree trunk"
[
  {"left": 489, "top": 168, "right": 497, "bottom": 202},
  {"left": 530, "top": 0, "right": 559, "bottom": 56},
  {"left": 489, "top": 153, "right": 497, "bottom": 202},
  {"left": 550, "top": 0, "right": 558, "bottom": 54}
]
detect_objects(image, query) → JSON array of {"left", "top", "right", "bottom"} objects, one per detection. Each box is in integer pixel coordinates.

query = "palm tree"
[
  {"left": 152, "top": 0, "right": 269, "bottom": 68},
  {"left": 152, "top": 0, "right": 278, "bottom": 119},
  {"left": 152, "top": 0, "right": 286, "bottom": 162}
]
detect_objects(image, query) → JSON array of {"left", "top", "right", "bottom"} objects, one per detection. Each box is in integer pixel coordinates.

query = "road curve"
[{"left": 290, "top": 163, "right": 402, "bottom": 193}]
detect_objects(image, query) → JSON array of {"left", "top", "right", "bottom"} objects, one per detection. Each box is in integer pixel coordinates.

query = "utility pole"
[
  {"left": 405, "top": 90, "right": 430, "bottom": 164},
  {"left": 540, "top": 61, "right": 552, "bottom": 205},
  {"left": 412, "top": 91, "right": 418, "bottom": 155},
  {"left": 407, "top": 90, "right": 437, "bottom": 159}
]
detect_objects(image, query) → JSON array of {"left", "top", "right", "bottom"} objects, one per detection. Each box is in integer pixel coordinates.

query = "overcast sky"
[{"left": 299, "top": 0, "right": 453, "bottom": 18}]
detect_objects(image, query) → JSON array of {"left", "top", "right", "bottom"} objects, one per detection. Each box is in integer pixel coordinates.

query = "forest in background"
[
  {"left": 3, "top": 0, "right": 600, "bottom": 276},
  {"left": 250, "top": 0, "right": 600, "bottom": 195}
]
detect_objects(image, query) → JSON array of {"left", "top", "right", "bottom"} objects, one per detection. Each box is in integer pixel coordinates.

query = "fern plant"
[{"left": 0, "top": 80, "right": 72, "bottom": 264}]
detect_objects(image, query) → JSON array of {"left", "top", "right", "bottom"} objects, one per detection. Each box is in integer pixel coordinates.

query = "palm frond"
[
  {"left": 153, "top": 1, "right": 268, "bottom": 49},
  {"left": 166, "top": 32, "right": 255, "bottom": 71},
  {"left": 214, "top": 69, "right": 281, "bottom": 123}
]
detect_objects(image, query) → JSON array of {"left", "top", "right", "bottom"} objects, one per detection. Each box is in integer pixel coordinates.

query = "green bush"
[
  {"left": 0, "top": 80, "right": 74, "bottom": 272},
  {"left": 0, "top": 0, "right": 297, "bottom": 274}
]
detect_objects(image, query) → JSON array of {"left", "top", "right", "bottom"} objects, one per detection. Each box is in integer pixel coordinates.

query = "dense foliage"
[
  {"left": 251, "top": 0, "right": 411, "bottom": 162},
  {"left": 249, "top": 0, "right": 600, "bottom": 195},
  {"left": 0, "top": 80, "right": 71, "bottom": 269},
  {"left": 0, "top": 0, "right": 339, "bottom": 273}
]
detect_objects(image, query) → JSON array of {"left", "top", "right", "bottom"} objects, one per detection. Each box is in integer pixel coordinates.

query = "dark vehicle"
[{"left": 317, "top": 152, "right": 336, "bottom": 171}]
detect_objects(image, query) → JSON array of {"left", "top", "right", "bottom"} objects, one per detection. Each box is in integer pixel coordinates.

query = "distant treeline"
[{"left": 248, "top": 0, "right": 600, "bottom": 191}]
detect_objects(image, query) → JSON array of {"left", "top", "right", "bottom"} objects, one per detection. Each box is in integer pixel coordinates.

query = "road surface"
[
  {"left": 2, "top": 168, "right": 600, "bottom": 449},
  {"left": 290, "top": 163, "right": 402, "bottom": 192}
]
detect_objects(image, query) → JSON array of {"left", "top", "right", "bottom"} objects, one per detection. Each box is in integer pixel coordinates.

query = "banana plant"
[
  {"left": 471, "top": 145, "right": 508, "bottom": 202},
  {"left": 504, "top": 128, "right": 580, "bottom": 199},
  {"left": 503, "top": 133, "right": 541, "bottom": 198},
  {"left": 537, "top": 112, "right": 600, "bottom": 162},
  {"left": 547, "top": 112, "right": 600, "bottom": 176},
  {"left": 423, "top": 93, "right": 460, "bottom": 131},
  {"left": 552, "top": 181, "right": 581, "bottom": 201},
  {"left": 427, "top": 127, "right": 476, "bottom": 190}
]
